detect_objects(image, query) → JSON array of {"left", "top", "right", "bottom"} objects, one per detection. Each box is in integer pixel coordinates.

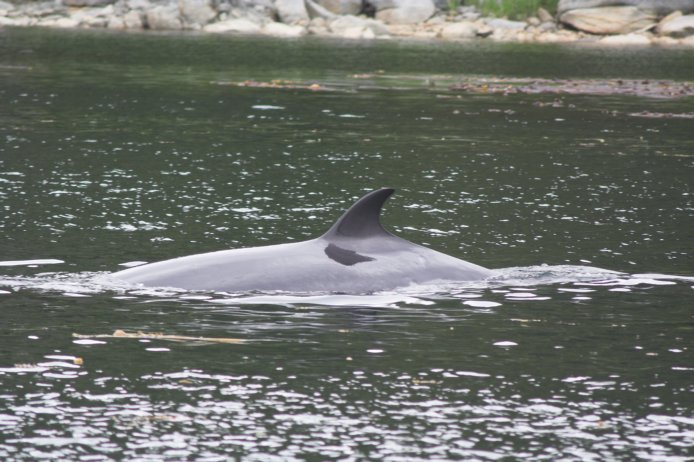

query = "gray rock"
[
  {"left": 375, "top": 0, "right": 435, "bottom": 24},
  {"left": 537, "top": 21, "right": 558, "bottom": 32},
  {"left": 0, "top": 14, "right": 19, "bottom": 24},
  {"left": 40, "top": 15, "right": 80, "bottom": 27},
  {"left": 474, "top": 22, "right": 493, "bottom": 36},
  {"left": 329, "top": 14, "right": 388, "bottom": 36},
  {"left": 263, "top": 20, "right": 306, "bottom": 35},
  {"left": 440, "top": 21, "right": 477, "bottom": 39},
  {"left": 224, "top": 5, "right": 273, "bottom": 25},
  {"left": 107, "top": 16, "right": 125, "bottom": 28},
  {"left": 234, "top": 0, "right": 276, "bottom": 20},
  {"left": 179, "top": 0, "right": 217, "bottom": 28},
  {"left": 123, "top": 9, "right": 143, "bottom": 28},
  {"left": 305, "top": 0, "right": 337, "bottom": 19},
  {"left": 537, "top": 7, "right": 554, "bottom": 22},
  {"left": 123, "top": 0, "right": 151, "bottom": 11},
  {"left": 275, "top": 0, "right": 309, "bottom": 24},
  {"left": 18, "top": 1, "right": 67, "bottom": 17},
  {"left": 0, "top": 0, "right": 15, "bottom": 14},
  {"left": 63, "top": 0, "right": 115, "bottom": 6},
  {"left": 485, "top": 18, "right": 527, "bottom": 30},
  {"left": 560, "top": 6, "right": 656, "bottom": 34},
  {"left": 599, "top": 32, "right": 651, "bottom": 43},
  {"left": 656, "top": 13, "right": 694, "bottom": 37},
  {"left": 315, "top": 0, "right": 361, "bottom": 15},
  {"left": 204, "top": 17, "right": 261, "bottom": 32},
  {"left": 146, "top": 4, "right": 182, "bottom": 29},
  {"left": 557, "top": 0, "right": 694, "bottom": 16},
  {"left": 72, "top": 4, "right": 114, "bottom": 26}
]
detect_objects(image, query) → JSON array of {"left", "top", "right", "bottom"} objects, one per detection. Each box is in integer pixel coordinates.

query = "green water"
[{"left": 0, "top": 27, "right": 693, "bottom": 460}]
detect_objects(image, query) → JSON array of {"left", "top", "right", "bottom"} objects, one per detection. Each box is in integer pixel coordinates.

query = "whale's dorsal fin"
[{"left": 322, "top": 188, "right": 395, "bottom": 239}]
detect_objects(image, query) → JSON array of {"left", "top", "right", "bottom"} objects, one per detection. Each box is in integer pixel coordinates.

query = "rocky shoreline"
[{"left": 1, "top": 0, "right": 694, "bottom": 46}]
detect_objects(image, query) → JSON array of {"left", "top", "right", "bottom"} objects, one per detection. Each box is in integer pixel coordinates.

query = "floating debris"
[
  {"left": 219, "top": 80, "right": 328, "bottom": 92},
  {"left": 72, "top": 330, "right": 244, "bottom": 344},
  {"left": 450, "top": 78, "right": 694, "bottom": 99}
]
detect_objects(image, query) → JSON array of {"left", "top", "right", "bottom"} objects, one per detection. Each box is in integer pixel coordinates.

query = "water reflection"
[{"left": 1, "top": 361, "right": 691, "bottom": 460}]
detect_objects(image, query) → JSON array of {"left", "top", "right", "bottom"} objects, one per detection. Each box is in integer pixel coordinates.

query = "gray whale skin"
[{"left": 113, "top": 188, "right": 492, "bottom": 293}]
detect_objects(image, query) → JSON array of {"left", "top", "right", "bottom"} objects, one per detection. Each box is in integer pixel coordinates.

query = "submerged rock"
[{"left": 560, "top": 6, "right": 656, "bottom": 34}]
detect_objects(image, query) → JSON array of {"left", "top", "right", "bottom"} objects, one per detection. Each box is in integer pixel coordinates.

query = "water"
[{"left": 1, "top": 27, "right": 693, "bottom": 460}]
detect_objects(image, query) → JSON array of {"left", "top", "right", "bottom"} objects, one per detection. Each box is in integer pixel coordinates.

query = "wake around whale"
[{"left": 113, "top": 188, "right": 492, "bottom": 293}]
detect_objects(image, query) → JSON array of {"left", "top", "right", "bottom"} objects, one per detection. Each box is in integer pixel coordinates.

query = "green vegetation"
[{"left": 461, "top": 0, "right": 559, "bottom": 19}]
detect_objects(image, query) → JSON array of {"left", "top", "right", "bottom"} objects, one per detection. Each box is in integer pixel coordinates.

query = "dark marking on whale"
[{"left": 324, "top": 243, "right": 375, "bottom": 266}]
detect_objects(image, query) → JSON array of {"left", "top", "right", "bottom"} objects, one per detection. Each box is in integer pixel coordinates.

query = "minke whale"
[{"left": 113, "top": 188, "right": 492, "bottom": 293}]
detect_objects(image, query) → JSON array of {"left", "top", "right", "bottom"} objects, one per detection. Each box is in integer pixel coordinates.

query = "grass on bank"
[{"left": 450, "top": 0, "right": 559, "bottom": 20}]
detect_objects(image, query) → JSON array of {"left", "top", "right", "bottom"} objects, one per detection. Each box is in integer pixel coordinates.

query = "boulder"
[
  {"left": 305, "top": 0, "right": 337, "bottom": 19},
  {"left": 263, "top": 21, "right": 306, "bottom": 36},
  {"left": 122, "top": 10, "right": 143, "bottom": 28},
  {"left": 374, "top": 0, "right": 435, "bottom": 24},
  {"left": 557, "top": 0, "right": 694, "bottom": 16},
  {"left": 560, "top": 6, "right": 656, "bottom": 34},
  {"left": 315, "top": 0, "right": 361, "bottom": 15},
  {"left": 656, "top": 13, "right": 694, "bottom": 37},
  {"left": 537, "top": 7, "right": 554, "bottom": 22},
  {"left": 179, "top": 0, "right": 217, "bottom": 28},
  {"left": 275, "top": 0, "right": 309, "bottom": 24},
  {"left": 0, "top": 0, "right": 15, "bottom": 14},
  {"left": 146, "top": 4, "right": 182, "bottom": 29},
  {"left": 204, "top": 17, "right": 261, "bottom": 33},
  {"left": 440, "top": 21, "right": 477, "bottom": 39}
]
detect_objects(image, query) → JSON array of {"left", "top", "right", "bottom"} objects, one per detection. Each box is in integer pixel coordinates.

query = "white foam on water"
[
  {"left": 0, "top": 259, "right": 64, "bottom": 267},
  {"left": 0, "top": 264, "right": 690, "bottom": 309}
]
